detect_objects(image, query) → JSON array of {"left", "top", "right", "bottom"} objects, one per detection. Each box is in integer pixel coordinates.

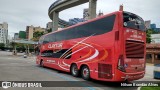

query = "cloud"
[
  {"left": 60, "top": 0, "right": 160, "bottom": 27},
  {"left": 0, "top": 0, "right": 159, "bottom": 37},
  {"left": 0, "top": 0, "right": 54, "bottom": 37}
]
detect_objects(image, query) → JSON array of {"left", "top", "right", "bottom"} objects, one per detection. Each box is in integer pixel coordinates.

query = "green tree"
[
  {"left": 10, "top": 42, "right": 16, "bottom": 48},
  {"left": 0, "top": 43, "right": 5, "bottom": 50},
  {"left": 32, "top": 31, "right": 44, "bottom": 41},
  {"left": 33, "top": 31, "right": 44, "bottom": 38},
  {"left": 46, "top": 28, "right": 52, "bottom": 33},
  {"left": 0, "top": 43, "right": 5, "bottom": 47},
  {"left": 10, "top": 42, "right": 17, "bottom": 51},
  {"left": 146, "top": 29, "right": 154, "bottom": 43},
  {"left": 16, "top": 43, "right": 25, "bottom": 48}
]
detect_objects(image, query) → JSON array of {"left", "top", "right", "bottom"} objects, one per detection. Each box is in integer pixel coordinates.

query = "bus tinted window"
[
  {"left": 123, "top": 11, "right": 145, "bottom": 31},
  {"left": 43, "top": 35, "right": 50, "bottom": 44},
  {"left": 41, "top": 49, "right": 72, "bottom": 59},
  {"left": 88, "top": 15, "right": 116, "bottom": 35},
  {"left": 43, "top": 14, "right": 116, "bottom": 43},
  {"left": 49, "top": 33, "right": 56, "bottom": 42}
]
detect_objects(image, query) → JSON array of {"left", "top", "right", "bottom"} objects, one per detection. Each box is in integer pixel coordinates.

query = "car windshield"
[{"left": 123, "top": 11, "right": 146, "bottom": 31}]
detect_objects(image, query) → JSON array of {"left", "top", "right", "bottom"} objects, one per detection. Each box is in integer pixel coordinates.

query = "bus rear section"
[{"left": 115, "top": 11, "right": 146, "bottom": 81}]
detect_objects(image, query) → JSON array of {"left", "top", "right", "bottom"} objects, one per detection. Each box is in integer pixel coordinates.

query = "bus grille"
[
  {"left": 125, "top": 40, "right": 144, "bottom": 58},
  {"left": 98, "top": 63, "right": 112, "bottom": 79}
]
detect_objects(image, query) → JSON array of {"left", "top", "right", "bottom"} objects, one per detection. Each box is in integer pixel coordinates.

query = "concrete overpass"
[{"left": 48, "top": 0, "right": 97, "bottom": 31}]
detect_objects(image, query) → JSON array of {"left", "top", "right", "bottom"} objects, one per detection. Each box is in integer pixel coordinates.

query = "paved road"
[
  {"left": 139, "top": 65, "right": 156, "bottom": 81},
  {"left": 0, "top": 51, "right": 156, "bottom": 90}
]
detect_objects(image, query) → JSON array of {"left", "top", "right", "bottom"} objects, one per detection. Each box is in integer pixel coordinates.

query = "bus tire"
[
  {"left": 81, "top": 65, "right": 90, "bottom": 80},
  {"left": 40, "top": 60, "right": 44, "bottom": 67},
  {"left": 71, "top": 64, "right": 79, "bottom": 77}
]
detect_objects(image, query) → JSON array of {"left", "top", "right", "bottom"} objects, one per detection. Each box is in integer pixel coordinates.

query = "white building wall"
[
  {"left": 0, "top": 22, "right": 8, "bottom": 45},
  {"left": 151, "top": 34, "right": 160, "bottom": 43}
]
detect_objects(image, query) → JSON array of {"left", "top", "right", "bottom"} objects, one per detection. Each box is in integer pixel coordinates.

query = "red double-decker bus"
[{"left": 36, "top": 11, "right": 146, "bottom": 81}]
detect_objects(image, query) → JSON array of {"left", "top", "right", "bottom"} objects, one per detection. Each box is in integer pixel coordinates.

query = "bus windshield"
[{"left": 123, "top": 11, "right": 146, "bottom": 31}]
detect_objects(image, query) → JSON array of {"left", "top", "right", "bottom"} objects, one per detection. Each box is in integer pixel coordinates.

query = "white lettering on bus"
[
  {"left": 130, "top": 35, "right": 142, "bottom": 39},
  {"left": 128, "top": 17, "right": 142, "bottom": 25},
  {"left": 47, "top": 60, "right": 55, "bottom": 63},
  {"left": 48, "top": 43, "right": 63, "bottom": 49}
]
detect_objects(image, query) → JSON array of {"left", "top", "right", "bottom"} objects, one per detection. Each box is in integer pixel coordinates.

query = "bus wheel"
[
  {"left": 40, "top": 60, "right": 44, "bottom": 67},
  {"left": 81, "top": 65, "right": 90, "bottom": 80},
  {"left": 71, "top": 64, "right": 79, "bottom": 77}
]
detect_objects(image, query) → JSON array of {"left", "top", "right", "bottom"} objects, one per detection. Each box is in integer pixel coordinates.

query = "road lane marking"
[{"left": 39, "top": 67, "right": 96, "bottom": 90}]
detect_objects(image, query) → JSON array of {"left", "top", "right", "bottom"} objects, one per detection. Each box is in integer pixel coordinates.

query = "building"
[
  {"left": 150, "top": 24, "right": 156, "bottom": 29},
  {"left": 145, "top": 21, "right": 160, "bottom": 33},
  {"left": 19, "top": 31, "right": 26, "bottom": 39},
  {"left": 46, "top": 22, "right": 53, "bottom": 33},
  {"left": 46, "top": 22, "right": 52, "bottom": 30},
  {"left": 0, "top": 22, "right": 8, "bottom": 45},
  {"left": 145, "top": 20, "right": 151, "bottom": 29},
  {"left": 7, "top": 35, "right": 12, "bottom": 44},
  {"left": 151, "top": 34, "right": 160, "bottom": 43},
  {"left": 26, "top": 25, "right": 45, "bottom": 40},
  {"left": 97, "top": 10, "right": 104, "bottom": 17},
  {"left": 149, "top": 23, "right": 160, "bottom": 33},
  {"left": 69, "top": 18, "right": 85, "bottom": 25},
  {"left": 83, "top": 8, "right": 89, "bottom": 21},
  {"left": 34, "top": 27, "right": 45, "bottom": 32},
  {"left": 154, "top": 28, "right": 160, "bottom": 33},
  {"left": 26, "top": 26, "right": 33, "bottom": 40},
  {"left": 14, "top": 33, "right": 19, "bottom": 40}
]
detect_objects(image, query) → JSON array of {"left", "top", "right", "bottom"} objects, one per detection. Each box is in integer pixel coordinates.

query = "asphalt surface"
[{"left": 0, "top": 51, "right": 157, "bottom": 90}]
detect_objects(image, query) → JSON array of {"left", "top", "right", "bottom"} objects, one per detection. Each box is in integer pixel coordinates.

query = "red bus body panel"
[{"left": 36, "top": 11, "right": 146, "bottom": 81}]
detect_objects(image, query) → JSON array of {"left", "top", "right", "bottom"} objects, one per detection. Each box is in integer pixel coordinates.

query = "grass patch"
[
  {"left": 141, "top": 83, "right": 160, "bottom": 90},
  {"left": 141, "top": 87, "right": 160, "bottom": 90}
]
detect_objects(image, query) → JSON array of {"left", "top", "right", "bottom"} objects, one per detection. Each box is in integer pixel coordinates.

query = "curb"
[
  {"left": 146, "top": 63, "right": 154, "bottom": 66},
  {"left": 137, "top": 86, "right": 141, "bottom": 90}
]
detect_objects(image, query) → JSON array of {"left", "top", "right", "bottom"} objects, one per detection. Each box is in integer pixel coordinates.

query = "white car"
[{"left": 23, "top": 54, "right": 27, "bottom": 58}]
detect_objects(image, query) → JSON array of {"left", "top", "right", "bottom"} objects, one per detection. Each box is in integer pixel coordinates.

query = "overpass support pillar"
[
  {"left": 89, "top": 0, "right": 97, "bottom": 20},
  {"left": 52, "top": 11, "right": 59, "bottom": 32}
]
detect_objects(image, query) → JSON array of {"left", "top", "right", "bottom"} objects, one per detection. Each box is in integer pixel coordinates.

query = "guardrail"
[{"left": 49, "top": 0, "right": 68, "bottom": 13}]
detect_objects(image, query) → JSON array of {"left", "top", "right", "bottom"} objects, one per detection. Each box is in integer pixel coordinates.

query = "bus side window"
[
  {"left": 41, "top": 50, "right": 53, "bottom": 57},
  {"left": 52, "top": 49, "right": 72, "bottom": 59},
  {"left": 41, "top": 50, "right": 47, "bottom": 57},
  {"left": 41, "top": 49, "right": 72, "bottom": 59},
  {"left": 43, "top": 41, "right": 49, "bottom": 44}
]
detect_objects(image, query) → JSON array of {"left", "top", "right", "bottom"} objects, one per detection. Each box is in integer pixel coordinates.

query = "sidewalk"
[
  {"left": 138, "top": 64, "right": 159, "bottom": 81},
  {"left": 146, "top": 63, "right": 154, "bottom": 66}
]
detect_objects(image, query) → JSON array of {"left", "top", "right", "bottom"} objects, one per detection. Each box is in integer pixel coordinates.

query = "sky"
[{"left": 0, "top": 0, "right": 160, "bottom": 37}]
